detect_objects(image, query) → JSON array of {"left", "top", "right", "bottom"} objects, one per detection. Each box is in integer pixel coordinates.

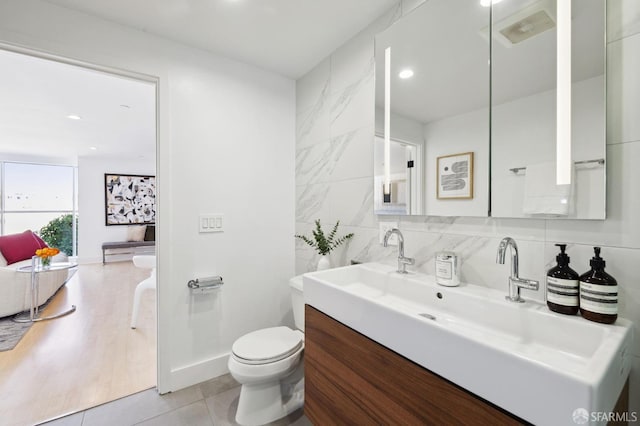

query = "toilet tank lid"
[{"left": 289, "top": 275, "right": 303, "bottom": 291}]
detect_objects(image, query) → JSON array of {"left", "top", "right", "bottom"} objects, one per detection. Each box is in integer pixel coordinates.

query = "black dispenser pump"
[
  {"left": 556, "top": 244, "right": 570, "bottom": 266},
  {"left": 589, "top": 247, "right": 606, "bottom": 270},
  {"left": 546, "top": 243, "right": 579, "bottom": 315}
]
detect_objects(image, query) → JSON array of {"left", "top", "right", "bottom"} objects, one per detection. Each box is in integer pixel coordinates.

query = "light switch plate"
[
  {"left": 379, "top": 222, "right": 398, "bottom": 245},
  {"left": 199, "top": 214, "right": 224, "bottom": 233}
]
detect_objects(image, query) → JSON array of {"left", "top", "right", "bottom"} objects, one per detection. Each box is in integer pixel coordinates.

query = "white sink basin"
[{"left": 303, "top": 262, "right": 632, "bottom": 426}]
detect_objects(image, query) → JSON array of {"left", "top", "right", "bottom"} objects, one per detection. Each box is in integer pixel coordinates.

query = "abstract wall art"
[
  {"left": 105, "top": 173, "right": 156, "bottom": 225},
  {"left": 437, "top": 152, "right": 474, "bottom": 200}
]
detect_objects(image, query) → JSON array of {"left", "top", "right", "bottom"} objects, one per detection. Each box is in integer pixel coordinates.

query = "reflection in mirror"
[
  {"left": 374, "top": 0, "right": 491, "bottom": 217},
  {"left": 490, "top": 0, "right": 605, "bottom": 219},
  {"left": 373, "top": 134, "right": 423, "bottom": 214}
]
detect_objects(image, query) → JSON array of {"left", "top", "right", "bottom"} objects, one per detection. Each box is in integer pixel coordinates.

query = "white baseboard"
[{"left": 168, "top": 352, "right": 230, "bottom": 392}]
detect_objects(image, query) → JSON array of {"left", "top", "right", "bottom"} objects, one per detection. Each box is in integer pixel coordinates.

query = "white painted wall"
[
  {"left": 492, "top": 75, "right": 605, "bottom": 219},
  {"left": 0, "top": 0, "right": 295, "bottom": 393},
  {"left": 421, "top": 75, "right": 604, "bottom": 219},
  {"left": 77, "top": 156, "right": 155, "bottom": 263},
  {"left": 424, "top": 108, "right": 489, "bottom": 217}
]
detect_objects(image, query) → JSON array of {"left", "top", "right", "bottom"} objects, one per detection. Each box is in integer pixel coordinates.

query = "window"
[{"left": 1, "top": 162, "right": 78, "bottom": 255}]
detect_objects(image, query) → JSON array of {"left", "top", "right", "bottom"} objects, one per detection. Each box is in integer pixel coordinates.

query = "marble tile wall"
[{"left": 296, "top": 0, "right": 640, "bottom": 413}]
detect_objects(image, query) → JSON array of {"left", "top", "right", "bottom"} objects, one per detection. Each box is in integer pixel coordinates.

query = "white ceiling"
[
  {"left": 45, "top": 0, "right": 398, "bottom": 79},
  {"left": 0, "top": 49, "right": 156, "bottom": 161}
]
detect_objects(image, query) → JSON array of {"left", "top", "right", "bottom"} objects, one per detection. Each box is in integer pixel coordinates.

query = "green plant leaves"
[
  {"left": 39, "top": 214, "right": 77, "bottom": 255},
  {"left": 295, "top": 219, "right": 354, "bottom": 256}
]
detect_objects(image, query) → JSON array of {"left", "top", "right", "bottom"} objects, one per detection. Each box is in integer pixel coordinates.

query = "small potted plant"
[{"left": 295, "top": 219, "right": 354, "bottom": 270}]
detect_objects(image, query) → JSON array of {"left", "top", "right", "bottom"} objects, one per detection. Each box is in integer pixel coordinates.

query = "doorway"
[{"left": 0, "top": 46, "right": 159, "bottom": 425}]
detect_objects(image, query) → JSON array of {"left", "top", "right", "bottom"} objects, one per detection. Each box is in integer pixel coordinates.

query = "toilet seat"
[{"left": 232, "top": 326, "right": 303, "bottom": 365}]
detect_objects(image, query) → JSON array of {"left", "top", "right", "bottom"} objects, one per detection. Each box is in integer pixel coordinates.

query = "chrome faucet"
[
  {"left": 496, "top": 237, "right": 539, "bottom": 303},
  {"left": 383, "top": 228, "right": 415, "bottom": 274}
]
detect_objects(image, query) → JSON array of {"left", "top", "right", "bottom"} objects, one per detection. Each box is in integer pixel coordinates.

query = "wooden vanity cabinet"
[{"left": 304, "top": 305, "right": 523, "bottom": 425}]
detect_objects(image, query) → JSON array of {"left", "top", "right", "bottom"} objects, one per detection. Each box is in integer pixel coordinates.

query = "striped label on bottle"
[
  {"left": 579, "top": 282, "right": 618, "bottom": 315},
  {"left": 547, "top": 276, "right": 579, "bottom": 307}
]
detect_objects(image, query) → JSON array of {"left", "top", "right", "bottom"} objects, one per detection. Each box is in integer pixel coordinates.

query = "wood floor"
[{"left": 0, "top": 261, "right": 157, "bottom": 426}]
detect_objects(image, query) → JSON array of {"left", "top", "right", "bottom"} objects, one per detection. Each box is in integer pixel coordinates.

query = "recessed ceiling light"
[
  {"left": 89, "top": 146, "right": 98, "bottom": 151},
  {"left": 398, "top": 69, "right": 414, "bottom": 79},
  {"left": 481, "top": 0, "right": 504, "bottom": 7},
  {"left": 67, "top": 114, "right": 81, "bottom": 120}
]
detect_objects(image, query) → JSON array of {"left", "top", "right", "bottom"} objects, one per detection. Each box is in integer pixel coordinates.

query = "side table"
[{"left": 13, "top": 256, "right": 78, "bottom": 323}]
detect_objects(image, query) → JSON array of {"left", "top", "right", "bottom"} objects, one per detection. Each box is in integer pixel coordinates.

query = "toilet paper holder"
[{"left": 188, "top": 276, "right": 224, "bottom": 293}]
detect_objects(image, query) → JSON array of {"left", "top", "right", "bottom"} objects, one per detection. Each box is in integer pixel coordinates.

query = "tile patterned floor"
[{"left": 40, "top": 374, "right": 310, "bottom": 426}]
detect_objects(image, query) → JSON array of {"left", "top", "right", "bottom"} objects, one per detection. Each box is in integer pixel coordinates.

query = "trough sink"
[{"left": 303, "top": 262, "right": 632, "bottom": 426}]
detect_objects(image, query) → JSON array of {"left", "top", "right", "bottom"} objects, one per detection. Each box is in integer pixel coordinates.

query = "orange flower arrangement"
[
  {"left": 35, "top": 247, "right": 60, "bottom": 258},
  {"left": 36, "top": 247, "right": 60, "bottom": 268}
]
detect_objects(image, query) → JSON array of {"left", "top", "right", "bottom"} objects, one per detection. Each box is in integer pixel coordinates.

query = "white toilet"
[{"left": 228, "top": 275, "right": 305, "bottom": 426}]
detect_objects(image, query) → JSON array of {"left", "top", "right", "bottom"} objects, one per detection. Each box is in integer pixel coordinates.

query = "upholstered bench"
[
  {"left": 101, "top": 225, "right": 156, "bottom": 264},
  {"left": 101, "top": 241, "right": 155, "bottom": 264}
]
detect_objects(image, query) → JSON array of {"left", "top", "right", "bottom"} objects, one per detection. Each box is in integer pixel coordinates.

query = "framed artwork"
[
  {"left": 105, "top": 173, "right": 156, "bottom": 225},
  {"left": 436, "top": 152, "right": 474, "bottom": 200}
]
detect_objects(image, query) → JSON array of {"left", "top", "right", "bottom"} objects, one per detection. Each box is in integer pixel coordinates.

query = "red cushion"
[
  {"left": 0, "top": 230, "right": 48, "bottom": 265},
  {"left": 32, "top": 233, "right": 47, "bottom": 248}
]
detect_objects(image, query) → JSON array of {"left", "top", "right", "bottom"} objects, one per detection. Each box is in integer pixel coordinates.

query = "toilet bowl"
[{"left": 228, "top": 276, "right": 305, "bottom": 426}]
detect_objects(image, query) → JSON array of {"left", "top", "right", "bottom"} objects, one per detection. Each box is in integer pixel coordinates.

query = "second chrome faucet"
[
  {"left": 496, "top": 237, "right": 539, "bottom": 303},
  {"left": 383, "top": 228, "right": 415, "bottom": 274}
]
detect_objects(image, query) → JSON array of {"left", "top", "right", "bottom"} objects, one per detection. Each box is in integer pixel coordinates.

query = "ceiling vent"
[
  {"left": 481, "top": 0, "right": 557, "bottom": 47},
  {"left": 499, "top": 9, "right": 556, "bottom": 44}
]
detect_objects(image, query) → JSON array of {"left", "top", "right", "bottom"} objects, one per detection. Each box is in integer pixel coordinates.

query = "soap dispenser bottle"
[
  {"left": 579, "top": 247, "right": 618, "bottom": 324},
  {"left": 546, "top": 244, "right": 579, "bottom": 315}
]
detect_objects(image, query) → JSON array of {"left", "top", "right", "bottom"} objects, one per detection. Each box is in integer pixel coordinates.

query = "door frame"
[{"left": 0, "top": 40, "right": 162, "bottom": 393}]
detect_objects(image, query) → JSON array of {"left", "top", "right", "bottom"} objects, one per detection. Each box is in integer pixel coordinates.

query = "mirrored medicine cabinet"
[{"left": 374, "top": 0, "right": 606, "bottom": 219}]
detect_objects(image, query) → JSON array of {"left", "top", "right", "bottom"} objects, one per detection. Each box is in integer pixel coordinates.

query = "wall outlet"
[
  {"left": 199, "top": 214, "right": 224, "bottom": 233},
  {"left": 379, "top": 222, "right": 398, "bottom": 245}
]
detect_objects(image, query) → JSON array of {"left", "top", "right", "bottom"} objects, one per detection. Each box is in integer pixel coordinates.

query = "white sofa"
[{"left": 0, "top": 251, "right": 71, "bottom": 318}]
